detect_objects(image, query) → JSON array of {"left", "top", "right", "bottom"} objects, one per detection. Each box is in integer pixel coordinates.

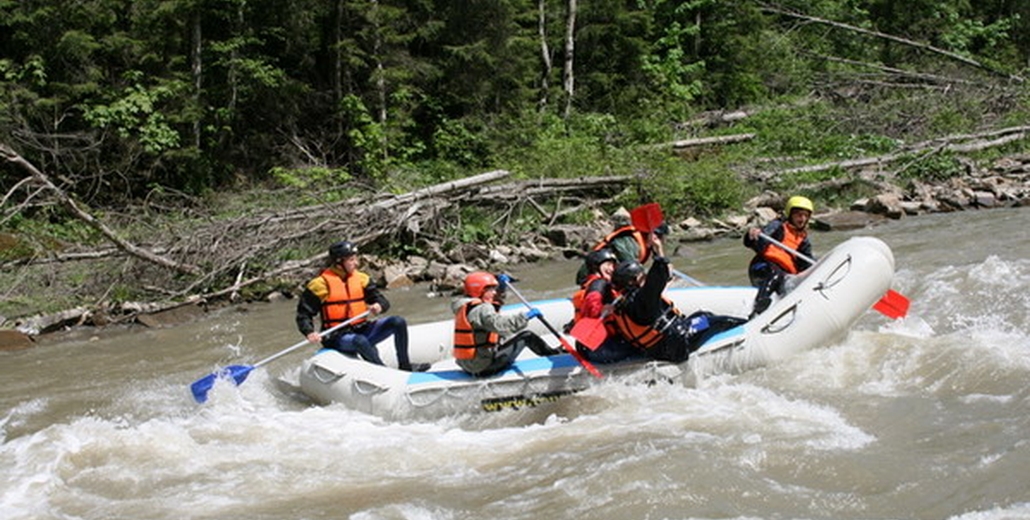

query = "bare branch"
[{"left": 1, "top": 144, "right": 202, "bottom": 276}]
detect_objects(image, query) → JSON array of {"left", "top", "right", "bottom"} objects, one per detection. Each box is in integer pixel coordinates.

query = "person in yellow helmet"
[{"left": 742, "top": 195, "right": 816, "bottom": 317}]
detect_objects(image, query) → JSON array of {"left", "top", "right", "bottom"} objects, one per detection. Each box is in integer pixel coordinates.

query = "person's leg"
[
  {"left": 751, "top": 266, "right": 785, "bottom": 317},
  {"left": 582, "top": 336, "right": 640, "bottom": 363},
  {"left": 513, "top": 330, "right": 561, "bottom": 357},
  {"left": 334, "top": 332, "right": 384, "bottom": 365},
  {"left": 477, "top": 333, "right": 530, "bottom": 375},
  {"left": 362, "top": 316, "right": 427, "bottom": 371}
]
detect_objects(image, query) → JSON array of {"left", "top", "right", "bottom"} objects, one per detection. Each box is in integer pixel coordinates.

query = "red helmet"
[{"left": 464, "top": 271, "right": 499, "bottom": 298}]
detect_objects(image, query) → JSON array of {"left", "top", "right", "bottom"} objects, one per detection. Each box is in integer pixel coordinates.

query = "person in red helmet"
[
  {"left": 452, "top": 271, "right": 559, "bottom": 376},
  {"left": 295, "top": 240, "right": 429, "bottom": 372}
]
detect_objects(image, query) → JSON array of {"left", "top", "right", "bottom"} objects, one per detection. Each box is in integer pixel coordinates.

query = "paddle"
[
  {"left": 758, "top": 232, "right": 910, "bottom": 319},
  {"left": 501, "top": 280, "right": 603, "bottom": 378},
  {"left": 189, "top": 310, "right": 372, "bottom": 403},
  {"left": 630, "top": 202, "right": 663, "bottom": 234}
]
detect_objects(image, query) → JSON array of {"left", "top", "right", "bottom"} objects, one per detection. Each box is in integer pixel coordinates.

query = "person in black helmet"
[
  {"left": 295, "top": 240, "right": 429, "bottom": 372},
  {"left": 609, "top": 234, "right": 746, "bottom": 363},
  {"left": 568, "top": 248, "right": 637, "bottom": 363}
]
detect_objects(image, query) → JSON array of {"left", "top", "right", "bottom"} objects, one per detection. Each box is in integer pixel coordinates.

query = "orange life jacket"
[
  {"left": 452, "top": 299, "right": 500, "bottom": 360},
  {"left": 610, "top": 297, "right": 680, "bottom": 350},
  {"left": 594, "top": 225, "right": 648, "bottom": 263},
  {"left": 763, "top": 224, "right": 807, "bottom": 274},
  {"left": 319, "top": 268, "right": 370, "bottom": 328}
]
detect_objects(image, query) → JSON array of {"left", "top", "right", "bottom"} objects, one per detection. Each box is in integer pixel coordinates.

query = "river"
[{"left": 3, "top": 207, "right": 1029, "bottom": 520}]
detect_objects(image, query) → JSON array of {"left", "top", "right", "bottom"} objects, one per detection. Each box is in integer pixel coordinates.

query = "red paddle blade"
[
  {"left": 872, "top": 289, "right": 910, "bottom": 319},
  {"left": 630, "top": 203, "right": 663, "bottom": 233},
  {"left": 569, "top": 318, "right": 608, "bottom": 350}
]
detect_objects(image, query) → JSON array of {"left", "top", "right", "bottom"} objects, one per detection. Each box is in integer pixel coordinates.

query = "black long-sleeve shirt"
[{"left": 619, "top": 255, "right": 672, "bottom": 326}]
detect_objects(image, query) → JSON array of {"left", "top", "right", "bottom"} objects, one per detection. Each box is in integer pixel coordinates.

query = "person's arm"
[
  {"left": 630, "top": 236, "right": 669, "bottom": 323},
  {"left": 581, "top": 280, "right": 607, "bottom": 318},
  {"left": 362, "top": 272, "right": 390, "bottom": 315},
  {"left": 470, "top": 303, "right": 528, "bottom": 336},
  {"left": 744, "top": 220, "right": 784, "bottom": 253},
  {"left": 296, "top": 288, "right": 323, "bottom": 343}
]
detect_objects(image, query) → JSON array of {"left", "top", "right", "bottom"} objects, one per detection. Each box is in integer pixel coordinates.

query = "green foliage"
[
  {"left": 1, "top": 0, "right": 1028, "bottom": 218},
  {"left": 743, "top": 103, "right": 901, "bottom": 161},
  {"left": 458, "top": 207, "right": 497, "bottom": 244},
  {"left": 897, "top": 152, "right": 966, "bottom": 182},
  {"left": 641, "top": 155, "right": 748, "bottom": 219},
  {"left": 339, "top": 94, "right": 388, "bottom": 181},
  {"left": 270, "top": 166, "right": 354, "bottom": 202},
  {"left": 641, "top": 0, "right": 710, "bottom": 105},
  {"left": 81, "top": 74, "right": 185, "bottom": 154}
]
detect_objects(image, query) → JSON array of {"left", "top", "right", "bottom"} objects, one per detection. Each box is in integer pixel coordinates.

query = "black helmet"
[
  {"left": 329, "top": 240, "right": 359, "bottom": 261},
  {"left": 586, "top": 248, "right": 618, "bottom": 273},
  {"left": 612, "top": 260, "right": 645, "bottom": 290}
]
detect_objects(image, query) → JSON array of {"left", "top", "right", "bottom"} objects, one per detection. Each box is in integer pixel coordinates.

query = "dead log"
[
  {"left": 670, "top": 134, "right": 756, "bottom": 149},
  {"left": 764, "top": 125, "right": 1030, "bottom": 179},
  {"left": 1, "top": 144, "right": 202, "bottom": 276}
]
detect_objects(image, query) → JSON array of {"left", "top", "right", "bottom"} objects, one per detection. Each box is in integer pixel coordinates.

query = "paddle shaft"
[
  {"left": 671, "top": 268, "right": 705, "bottom": 287},
  {"left": 256, "top": 310, "right": 372, "bottom": 368},
  {"left": 758, "top": 232, "right": 816, "bottom": 265},
  {"left": 503, "top": 283, "right": 603, "bottom": 378},
  {"left": 189, "top": 310, "right": 372, "bottom": 403}
]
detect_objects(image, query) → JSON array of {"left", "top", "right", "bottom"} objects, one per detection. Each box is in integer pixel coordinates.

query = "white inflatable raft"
[{"left": 297, "top": 236, "right": 896, "bottom": 419}]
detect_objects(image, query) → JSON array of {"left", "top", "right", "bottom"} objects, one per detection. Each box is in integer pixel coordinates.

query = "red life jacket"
[
  {"left": 319, "top": 269, "right": 370, "bottom": 328},
  {"left": 571, "top": 273, "right": 605, "bottom": 322},
  {"left": 452, "top": 299, "right": 500, "bottom": 360}
]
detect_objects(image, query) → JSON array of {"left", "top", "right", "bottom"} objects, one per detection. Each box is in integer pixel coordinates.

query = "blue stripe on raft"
[
  {"left": 406, "top": 354, "right": 582, "bottom": 384},
  {"left": 699, "top": 325, "right": 746, "bottom": 346}
]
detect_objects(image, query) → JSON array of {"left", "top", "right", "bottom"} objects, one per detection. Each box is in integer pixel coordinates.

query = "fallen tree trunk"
[
  {"left": 1, "top": 144, "right": 203, "bottom": 276},
  {"left": 763, "top": 125, "right": 1030, "bottom": 179}
]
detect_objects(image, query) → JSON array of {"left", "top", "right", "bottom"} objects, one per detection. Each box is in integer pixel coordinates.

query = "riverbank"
[{"left": 2, "top": 153, "right": 1029, "bottom": 351}]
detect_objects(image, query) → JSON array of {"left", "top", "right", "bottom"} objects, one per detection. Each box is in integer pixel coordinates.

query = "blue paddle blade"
[{"left": 189, "top": 364, "right": 254, "bottom": 403}]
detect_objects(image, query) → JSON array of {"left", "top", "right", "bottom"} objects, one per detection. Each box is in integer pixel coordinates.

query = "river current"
[{"left": 2, "top": 207, "right": 1029, "bottom": 520}]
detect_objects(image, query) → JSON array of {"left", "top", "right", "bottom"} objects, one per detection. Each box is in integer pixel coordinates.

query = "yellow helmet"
[{"left": 784, "top": 195, "right": 814, "bottom": 215}]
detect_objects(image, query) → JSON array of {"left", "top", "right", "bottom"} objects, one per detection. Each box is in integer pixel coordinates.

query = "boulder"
[
  {"left": 815, "top": 211, "right": 887, "bottom": 231},
  {"left": 867, "top": 193, "right": 906, "bottom": 219},
  {"left": 383, "top": 264, "right": 415, "bottom": 289},
  {"left": 0, "top": 329, "right": 34, "bottom": 351}
]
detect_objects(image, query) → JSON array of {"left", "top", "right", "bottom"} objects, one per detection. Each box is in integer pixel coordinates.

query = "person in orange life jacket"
[
  {"left": 574, "top": 208, "right": 670, "bottom": 285},
  {"left": 451, "top": 271, "right": 560, "bottom": 377},
  {"left": 742, "top": 195, "right": 816, "bottom": 317},
  {"left": 570, "top": 248, "right": 638, "bottom": 363},
  {"left": 609, "top": 234, "right": 746, "bottom": 363},
  {"left": 295, "top": 240, "right": 429, "bottom": 372}
]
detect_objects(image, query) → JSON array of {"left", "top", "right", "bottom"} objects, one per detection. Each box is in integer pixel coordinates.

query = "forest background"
[{"left": 2, "top": 0, "right": 1029, "bottom": 327}]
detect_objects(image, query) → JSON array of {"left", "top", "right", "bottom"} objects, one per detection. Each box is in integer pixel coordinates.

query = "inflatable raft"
[{"left": 297, "top": 236, "right": 896, "bottom": 419}]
